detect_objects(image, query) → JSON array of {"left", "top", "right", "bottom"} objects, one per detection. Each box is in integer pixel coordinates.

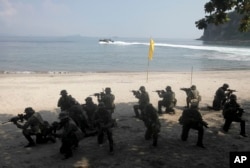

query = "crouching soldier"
[
  {"left": 222, "top": 94, "right": 247, "bottom": 137},
  {"left": 57, "top": 112, "right": 84, "bottom": 159},
  {"left": 179, "top": 100, "right": 208, "bottom": 148},
  {"left": 143, "top": 104, "right": 161, "bottom": 147},
  {"left": 212, "top": 83, "right": 229, "bottom": 110},
  {"left": 157, "top": 86, "right": 176, "bottom": 114},
  {"left": 14, "top": 107, "right": 45, "bottom": 148}
]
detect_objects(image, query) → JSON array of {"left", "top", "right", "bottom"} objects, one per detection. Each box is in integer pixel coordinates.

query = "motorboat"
[{"left": 99, "top": 38, "right": 114, "bottom": 44}]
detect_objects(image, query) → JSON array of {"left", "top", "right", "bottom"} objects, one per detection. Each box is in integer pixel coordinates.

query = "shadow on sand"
[{"left": 0, "top": 101, "right": 250, "bottom": 168}]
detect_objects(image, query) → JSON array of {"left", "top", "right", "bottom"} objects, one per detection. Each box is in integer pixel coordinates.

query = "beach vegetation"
[{"left": 196, "top": 0, "right": 250, "bottom": 32}]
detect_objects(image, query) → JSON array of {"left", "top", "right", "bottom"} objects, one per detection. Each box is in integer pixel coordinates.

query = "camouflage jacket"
[
  {"left": 188, "top": 89, "right": 200, "bottom": 101},
  {"left": 57, "top": 95, "right": 79, "bottom": 111},
  {"left": 144, "top": 107, "right": 161, "bottom": 131},
  {"left": 94, "top": 108, "right": 113, "bottom": 129},
  {"left": 100, "top": 93, "right": 115, "bottom": 109},
  {"left": 223, "top": 101, "right": 242, "bottom": 119},
  {"left": 179, "top": 108, "right": 203, "bottom": 125},
  {"left": 135, "top": 91, "right": 150, "bottom": 107},
  {"left": 160, "top": 91, "right": 175, "bottom": 103},
  {"left": 16, "top": 112, "right": 44, "bottom": 134},
  {"left": 61, "top": 118, "right": 83, "bottom": 141},
  {"left": 215, "top": 87, "right": 226, "bottom": 101}
]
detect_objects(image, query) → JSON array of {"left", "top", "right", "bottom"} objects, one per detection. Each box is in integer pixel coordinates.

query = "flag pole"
[
  {"left": 191, "top": 66, "right": 193, "bottom": 86},
  {"left": 146, "top": 57, "right": 150, "bottom": 82}
]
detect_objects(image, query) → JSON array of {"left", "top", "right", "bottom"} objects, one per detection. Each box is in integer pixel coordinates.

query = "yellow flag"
[{"left": 148, "top": 38, "right": 154, "bottom": 60}]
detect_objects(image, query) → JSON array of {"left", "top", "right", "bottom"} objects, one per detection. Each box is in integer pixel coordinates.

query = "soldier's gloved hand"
[
  {"left": 204, "top": 123, "right": 209, "bottom": 128},
  {"left": 202, "top": 121, "right": 209, "bottom": 128}
]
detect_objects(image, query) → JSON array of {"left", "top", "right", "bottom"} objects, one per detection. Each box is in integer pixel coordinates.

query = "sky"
[{"left": 0, "top": 0, "right": 209, "bottom": 39}]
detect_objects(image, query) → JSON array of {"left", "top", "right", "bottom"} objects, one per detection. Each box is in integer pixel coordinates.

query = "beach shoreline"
[{"left": 1, "top": 68, "right": 250, "bottom": 75}]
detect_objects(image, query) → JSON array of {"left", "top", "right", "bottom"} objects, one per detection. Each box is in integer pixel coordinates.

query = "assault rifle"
[
  {"left": 227, "top": 89, "right": 237, "bottom": 93},
  {"left": 90, "top": 91, "right": 105, "bottom": 101},
  {"left": 180, "top": 87, "right": 191, "bottom": 96},
  {"left": 91, "top": 92, "right": 105, "bottom": 97},
  {"left": 225, "top": 89, "right": 237, "bottom": 102},
  {"left": 130, "top": 90, "right": 140, "bottom": 95},
  {"left": 180, "top": 88, "right": 191, "bottom": 92},
  {"left": 2, "top": 114, "right": 25, "bottom": 124},
  {"left": 153, "top": 90, "right": 165, "bottom": 94},
  {"left": 225, "top": 89, "right": 237, "bottom": 97}
]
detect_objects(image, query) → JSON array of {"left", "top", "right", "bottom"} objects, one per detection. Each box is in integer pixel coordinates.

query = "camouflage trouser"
[
  {"left": 145, "top": 126, "right": 160, "bottom": 146},
  {"left": 212, "top": 97, "right": 225, "bottom": 110},
  {"left": 181, "top": 122, "right": 204, "bottom": 145},
  {"left": 97, "top": 128, "right": 114, "bottom": 152},
  {"left": 60, "top": 134, "right": 78, "bottom": 158},
  {"left": 158, "top": 100, "right": 175, "bottom": 113},
  {"left": 22, "top": 129, "right": 42, "bottom": 144},
  {"left": 133, "top": 104, "right": 146, "bottom": 119},
  {"left": 223, "top": 117, "right": 245, "bottom": 134}
]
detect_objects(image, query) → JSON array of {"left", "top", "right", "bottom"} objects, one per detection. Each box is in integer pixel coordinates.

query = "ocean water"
[{"left": 0, "top": 36, "right": 250, "bottom": 73}]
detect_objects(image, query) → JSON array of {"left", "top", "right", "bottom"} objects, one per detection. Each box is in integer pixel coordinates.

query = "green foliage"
[{"left": 196, "top": 0, "right": 250, "bottom": 32}]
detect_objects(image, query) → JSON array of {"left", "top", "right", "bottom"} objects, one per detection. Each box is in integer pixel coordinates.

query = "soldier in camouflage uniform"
[
  {"left": 98, "top": 87, "right": 115, "bottom": 113},
  {"left": 143, "top": 104, "right": 161, "bottom": 147},
  {"left": 57, "top": 90, "right": 79, "bottom": 111},
  {"left": 57, "top": 112, "right": 83, "bottom": 159},
  {"left": 133, "top": 86, "right": 150, "bottom": 119},
  {"left": 187, "top": 85, "right": 201, "bottom": 108},
  {"left": 94, "top": 102, "right": 114, "bottom": 154},
  {"left": 179, "top": 100, "right": 208, "bottom": 148},
  {"left": 212, "top": 83, "right": 229, "bottom": 110},
  {"left": 14, "top": 107, "right": 45, "bottom": 147},
  {"left": 82, "top": 97, "right": 98, "bottom": 130},
  {"left": 222, "top": 94, "right": 247, "bottom": 137},
  {"left": 157, "top": 86, "right": 176, "bottom": 114}
]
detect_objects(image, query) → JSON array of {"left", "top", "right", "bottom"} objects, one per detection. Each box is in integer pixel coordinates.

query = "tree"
[{"left": 196, "top": 0, "right": 250, "bottom": 32}]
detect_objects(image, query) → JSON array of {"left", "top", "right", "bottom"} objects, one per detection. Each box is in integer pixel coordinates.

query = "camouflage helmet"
[
  {"left": 85, "top": 97, "right": 92, "bottom": 102},
  {"left": 139, "top": 86, "right": 145, "bottom": 91},
  {"left": 222, "top": 83, "right": 229, "bottom": 89},
  {"left": 230, "top": 94, "right": 237, "bottom": 100},
  {"left": 60, "top": 90, "right": 67, "bottom": 95},
  {"left": 166, "top": 86, "right": 171, "bottom": 91},
  {"left": 98, "top": 102, "right": 105, "bottom": 108},
  {"left": 191, "top": 85, "right": 196, "bottom": 90},
  {"left": 24, "top": 107, "right": 35, "bottom": 114},
  {"left": 105, "top": 87, "right": 111, "bottom": 93}
]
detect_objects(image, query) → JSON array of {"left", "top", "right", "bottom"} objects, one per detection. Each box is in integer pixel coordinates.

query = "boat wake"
[{"left": 109, "top": 40, "right": 250, "bottom": 61}]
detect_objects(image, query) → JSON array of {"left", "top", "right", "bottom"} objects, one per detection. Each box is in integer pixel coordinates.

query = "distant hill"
[{"left": 199, "top": 12, "right": 250, "bottom": 44}]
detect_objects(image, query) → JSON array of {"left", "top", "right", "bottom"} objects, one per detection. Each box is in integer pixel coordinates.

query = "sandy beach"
[{"left": 0, "top": 71, "right": 250, "bottom": 168}]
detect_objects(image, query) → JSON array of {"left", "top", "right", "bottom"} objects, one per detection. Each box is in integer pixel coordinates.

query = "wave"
[
  {"left": 110, "top": 40, "right": 250, "bottom": 61},
  {"left": 110, "top": 41, "right": 148, "bottom": 45},
  {"left": 1, "top": 71, "right": 71, "bottom": 74}
]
